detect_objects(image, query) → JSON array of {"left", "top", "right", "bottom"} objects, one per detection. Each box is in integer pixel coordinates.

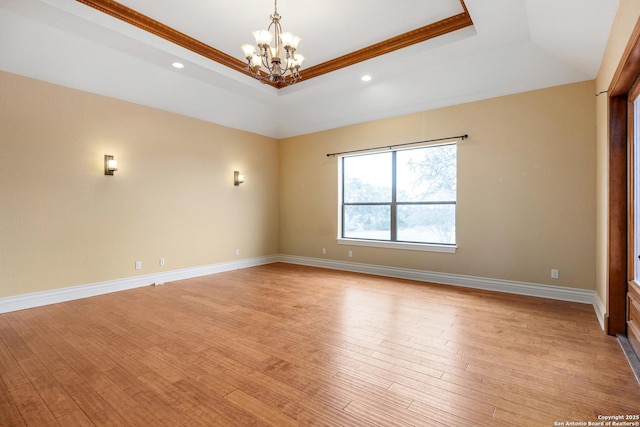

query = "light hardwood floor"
[{"left": 1, "top": 263, "right": 639, "bottom": 426}]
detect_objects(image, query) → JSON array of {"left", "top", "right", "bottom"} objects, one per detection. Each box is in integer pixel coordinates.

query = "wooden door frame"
[{"left": 607, "top": 18, "right": 640, "bottom": 336}]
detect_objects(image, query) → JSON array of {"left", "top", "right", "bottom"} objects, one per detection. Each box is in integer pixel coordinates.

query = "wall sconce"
[
  {"left": 234, "top": 171, "right": 245, "bottom": 186},
  {"left": 104, "top": 155, "right": 118, "bottom": 175}
]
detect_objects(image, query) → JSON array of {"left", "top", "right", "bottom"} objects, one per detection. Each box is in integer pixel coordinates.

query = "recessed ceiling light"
[
  {"left": 172, "top": 62, "right": 184, "bottom": 69},
  {"left": 361, "top": 75, "right": 372, "bottom": 82}
]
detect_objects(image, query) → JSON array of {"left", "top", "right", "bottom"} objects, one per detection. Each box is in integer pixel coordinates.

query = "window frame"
[{"left": 337, "top": 143, "right": 457, "bottom": 254}]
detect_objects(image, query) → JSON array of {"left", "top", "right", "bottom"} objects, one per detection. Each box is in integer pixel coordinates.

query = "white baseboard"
[
  {"left": 278, "top": 255, "right": 597, "bottom": 305},
  {"left": 593, "top": 292, "right": 607, "bottom": 331},
  {"left": 0, "top": 256, "right": 278, "bottom": 314},
  {"left": 0, "top": 254, "right": 598, "bottom": 314}
]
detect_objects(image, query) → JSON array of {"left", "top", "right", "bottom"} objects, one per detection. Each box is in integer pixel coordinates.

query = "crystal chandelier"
[{"left": 241, "top": 0, "right": 304, "bottom": 86}]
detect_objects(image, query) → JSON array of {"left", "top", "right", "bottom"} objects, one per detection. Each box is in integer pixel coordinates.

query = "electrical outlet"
[
  {"left": 159, "top": 258, "right": 165, "bottom": 266},
  {"left": 348, "top": 250, "right": 353, "bottom": 258},
  {"left": 135, "top": 261, "right": 142, "bottom": 270},
  {"left": 551, "top": 269, "right": 559, "bottom": 279},
  {"left": 235, "top": 249, "right": 240, "bottom": 256},
  {"left": 322, "top": 248, "right": 326, "bottom": 255}
]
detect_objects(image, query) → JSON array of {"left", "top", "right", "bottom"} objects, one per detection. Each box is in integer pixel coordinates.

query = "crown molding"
[
  {"left": 75, "top": 0, "right": 249, "bottom": 74},
  {"left": 302, "top": 11, "right": 473, "bottom": 81}
]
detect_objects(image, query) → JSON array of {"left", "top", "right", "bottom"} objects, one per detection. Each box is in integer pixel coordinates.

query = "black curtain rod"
[{"left": 326, "top": 134, "right": 468, "bottom": 157}]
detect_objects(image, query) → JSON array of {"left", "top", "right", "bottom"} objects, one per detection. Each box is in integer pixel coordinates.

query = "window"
[{"left": 339, "top": 143, "right": 456, "bottom": 252}]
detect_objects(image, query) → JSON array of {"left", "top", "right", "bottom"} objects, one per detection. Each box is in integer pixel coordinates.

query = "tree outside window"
[{"left": 341, "top": 143, "right": 456, "bottom": 245}]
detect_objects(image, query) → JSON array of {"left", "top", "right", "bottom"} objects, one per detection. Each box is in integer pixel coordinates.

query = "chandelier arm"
[
  {"left": 282, "top": 49, "right": 296, "bottom": 72},
  {"left": 261, "top": 51, "right": 271, "bottom": 71},
  {"left": 247, "top": 65, "right": 262, "bottom": 81}
]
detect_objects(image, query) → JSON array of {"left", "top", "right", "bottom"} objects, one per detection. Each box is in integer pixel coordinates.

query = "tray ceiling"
[
  {"left": 0, "top": 0, "right": 619, "bottom": 138},
  {"left": 76, "top": 0, "right": 474, "bottom": 87}
]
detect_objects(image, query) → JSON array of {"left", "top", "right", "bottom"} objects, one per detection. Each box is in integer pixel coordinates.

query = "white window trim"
[{"left": 337, "top": 237, "right": 457, "bottom": 253}]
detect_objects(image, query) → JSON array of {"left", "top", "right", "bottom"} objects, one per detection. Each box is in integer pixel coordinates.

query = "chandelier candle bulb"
[
  {"left": 280, "top": 32, "right": 300, "bottom": 50},
  {"left": 253, "top": 30, "right": 272, "bottom": 47},
  {"left": 241, "top": 44, "right": 256, "bottom": 58}
]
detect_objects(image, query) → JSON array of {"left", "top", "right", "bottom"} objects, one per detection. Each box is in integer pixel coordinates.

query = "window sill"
[{"left": 336, "top": 238, "right": 457, "bottom": 253}]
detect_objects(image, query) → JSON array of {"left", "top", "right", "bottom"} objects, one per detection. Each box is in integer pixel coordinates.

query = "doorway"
[
  {"left": 628, "top": 84, "right": 640, "bottom": 356},
  {"left": 607, "top": 18, "right": 640, "bottom": 375}
]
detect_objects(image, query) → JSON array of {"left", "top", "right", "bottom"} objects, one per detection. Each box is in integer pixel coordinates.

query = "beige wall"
[
  {"left": 280, "top": 81, "right": 596, "bottom": 290},
  {"left": 595, "top": 2, "right": 640, "bottom": 307},
  {"left": 0, "top": 70, "right": 601, "bottom": 299},
  {"left": 0, "top": 71, "right": 279, "bottom": 298}
]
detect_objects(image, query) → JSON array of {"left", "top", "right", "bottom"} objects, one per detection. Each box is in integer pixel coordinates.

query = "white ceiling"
[{"left": 0, "top": 0, "right": 618, "bottom": 139}]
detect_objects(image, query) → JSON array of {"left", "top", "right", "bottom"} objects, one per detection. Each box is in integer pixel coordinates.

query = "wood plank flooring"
[{"left": 1, "top": 263, "right": 639, "bottom": 426}]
